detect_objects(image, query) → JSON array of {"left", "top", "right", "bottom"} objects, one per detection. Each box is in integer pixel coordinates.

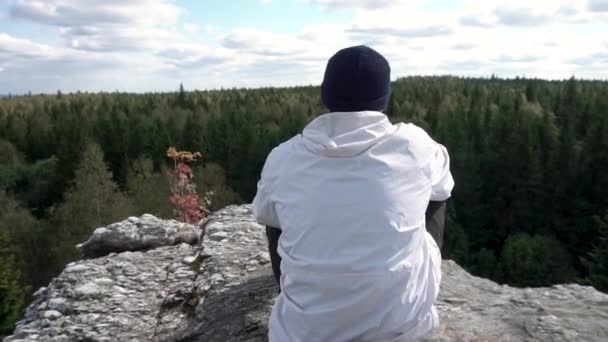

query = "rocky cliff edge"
[{"left": 5, "top": 205, "right": 608, "bottom": 341}]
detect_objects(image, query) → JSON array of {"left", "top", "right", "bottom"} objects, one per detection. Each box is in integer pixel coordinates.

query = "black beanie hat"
[{"left": 321, "top": 45, "right": 391, "bottom": 112}]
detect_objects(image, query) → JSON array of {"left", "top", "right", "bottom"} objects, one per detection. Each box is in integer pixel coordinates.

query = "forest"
[{"left": 0, "top": 76, "right": 607, "bottom": 334}]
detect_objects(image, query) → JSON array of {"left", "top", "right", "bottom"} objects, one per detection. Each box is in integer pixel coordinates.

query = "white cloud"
[
  {"left": 569, "top": 51, "right": 608, "bottom": 65},
  {"left": 348, "top": 24, "right": 452, "bottom": 38},
  {"left": 459, "top": 0, "right": 590, "bottom": 28},
  {"left": 438, "top": 59, "right": 487, "bottom": 72},
  {"left": 222, "top": 29, "right": 310, "bottom": 56},
  {"left": 450, "top": 43, "right": 478, "bottom": 50},
  {"left": 298, "top": 23, "right": 348, "bottom": 42},
  {"left": 10, "top": 0, "right": 184, "bottom": 52},
  {"left": 494, "top": 6, "right": 552, "bottom": 27},
  {"left": 0, "top": 32, "right": 164, "bottom": 93},
  {"left": 460, "top": 15, "right": 494, "bottom": 28},
  {"left": 156, "top": 45, "right": 235, "bottom": 69},
  {"left": 1, "top": 1, "right": 228, "bottom": 92},
  {"left": 493, "top": 54, "right": 545, "bottom": 63},
  {"left": 2, "top": 0, "right": 608, "bottom": 93},
  {"left": 183, "top": 23, "right": 200, "bottom": 34},
  {"left": 0, "top": 33, "right": 57, "bottom": 59},
  {"left": 307, "top": 0, "right": 397, "bottom": 10},
  {"left": 63, "top": 26, "right": 180, "bottom": 52},
  {"left": 589, "top": 0, "right": 608, "bottom": 12},
  {"left": 10, "top": 0, "right": 182, "bottom": 26}
]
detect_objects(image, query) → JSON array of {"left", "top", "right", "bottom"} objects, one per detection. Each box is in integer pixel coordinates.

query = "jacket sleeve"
[
  {"left": 428, "top": 143, "right": 455, "bottom": 201},
  {"left": 408, "top": 124, "right": 454, "bottom": 201},
  {"left": 251, "top": 147, "right": 282, "bottom": 228}
]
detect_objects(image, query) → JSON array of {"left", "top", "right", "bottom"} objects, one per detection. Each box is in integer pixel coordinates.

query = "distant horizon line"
[{"left": 2, "top": 74, "right": 607, "bottom": 97}]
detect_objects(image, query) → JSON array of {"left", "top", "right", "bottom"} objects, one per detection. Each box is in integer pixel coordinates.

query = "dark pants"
[{"left": 265, "top": 200, "right": 447, "bottom": 289}]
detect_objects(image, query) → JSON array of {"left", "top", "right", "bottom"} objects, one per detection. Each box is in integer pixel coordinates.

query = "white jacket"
[{"left": 252, "top": 111, "right": 454, "bottom": 342}]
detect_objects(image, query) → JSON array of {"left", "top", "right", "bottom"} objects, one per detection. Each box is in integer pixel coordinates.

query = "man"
[{"left": 252, "top": 45, "right": 454, "bottom": 341}]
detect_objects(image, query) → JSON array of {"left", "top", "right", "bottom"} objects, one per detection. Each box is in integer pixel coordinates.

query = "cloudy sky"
[{"left": 1, "top": 0, "right": 608, "bottom": 94}]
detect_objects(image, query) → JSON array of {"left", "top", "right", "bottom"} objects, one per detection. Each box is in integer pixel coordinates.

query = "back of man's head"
[{"left": 321, "top": 45, "right": 391, "bottom": 113}]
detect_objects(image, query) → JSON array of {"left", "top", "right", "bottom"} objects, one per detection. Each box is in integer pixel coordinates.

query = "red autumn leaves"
[{"left": 166, "top": 147, "right": 207, "bottom": 224}]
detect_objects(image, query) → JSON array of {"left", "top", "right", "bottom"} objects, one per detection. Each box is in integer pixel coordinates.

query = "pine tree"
[
  {"left": 126, "top": 157, "right": 172, "bottom": 218},
  {"left": 53, "top": 143, "right": 134, "bottom": 263},
  {"left": 525, "top": 82, "right": 538, "bottom": 102},
  {"left": 182, "top": 112, "right": 205, "bottom": 153},
  {"left": 586, "top": 215, "right": 608, "bottom": 292},
  {"left": 194, "top": 163, "right": 242, "bottom": 212},
  {"left": 178, "top": 83, "right": 187, "bottom": 107},
  {"left": 0, "top": 139, "right": 22, "bottom": 165},
  {"left": 0, "top": 190, "right": 46, "bottom": 290},
  {"left": 500, "top": 234, "right": 576, "bottom": 286},
  {"left": 472, "top": 248, "right": 497, "bottom": 279},
  {"left": 0, "top": 230, "right": 25, "bottom": 335}
]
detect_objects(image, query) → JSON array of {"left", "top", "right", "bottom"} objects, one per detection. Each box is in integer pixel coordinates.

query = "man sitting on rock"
[{"left": 252, "top": 45, "right": 454, "bottom": 342}]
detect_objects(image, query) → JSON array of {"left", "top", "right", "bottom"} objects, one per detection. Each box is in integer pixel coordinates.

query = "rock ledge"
[{"left": 5, "top": 205, "right": 608, "bottom": 341}]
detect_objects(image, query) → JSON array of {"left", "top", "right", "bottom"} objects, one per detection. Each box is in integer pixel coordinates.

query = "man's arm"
[
  {"left": 421, "top": 131, "right": 452, "bottom": 251},
  {"left": 425, "top": 200, "right": 446, "bottom": 250},
  {"left": 252, "top": 148, "right": 282, "bottom": 228},
  {"left": 253, "top": 146, "right": 285, "bottom": 290},
  {"left": 265, "top": 226, "right": 282, "bottom": 290}
]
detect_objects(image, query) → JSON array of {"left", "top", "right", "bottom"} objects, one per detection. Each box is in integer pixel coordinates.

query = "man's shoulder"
[
  {"left": 392, "top": 122, "right": 437, "bottom": 147},
  {"left": 388, "top": 122, "right": 443, "bottom": 167},
  {"left": 264, "top": 135, "right": 301, "bottom": 166},
  {"left": 272, "top": 135, "right": 300, "bottom": 154}
]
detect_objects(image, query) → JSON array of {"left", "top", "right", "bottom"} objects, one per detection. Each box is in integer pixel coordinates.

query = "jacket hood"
[{"left": 301, "top": 111, "right": 396, "bottom": 158}]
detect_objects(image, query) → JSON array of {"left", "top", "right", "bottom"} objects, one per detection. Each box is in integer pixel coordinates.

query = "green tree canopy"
[
  {"left": 126, "top": 157, "right": 172, "bottom": 218},
  {"left": 53, "top": 143, "right": 134, "bottom": 264},
  {"left": 586, "top": 215, "right": 608, "bottom": 292},
  {"left": 0, "top": 230, "right": 25, "bottom": 335},
  {"left": 500, "top": 234, "right": 576, "bottom": 287}
]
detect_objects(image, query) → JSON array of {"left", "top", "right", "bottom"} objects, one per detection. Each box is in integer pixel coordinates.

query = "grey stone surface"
[
  {"left": 76, "top": 213, "right": 200, "bottom": 258},
  {"left": 5, "top": 205, "right": 608, "bottom": 341}
]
